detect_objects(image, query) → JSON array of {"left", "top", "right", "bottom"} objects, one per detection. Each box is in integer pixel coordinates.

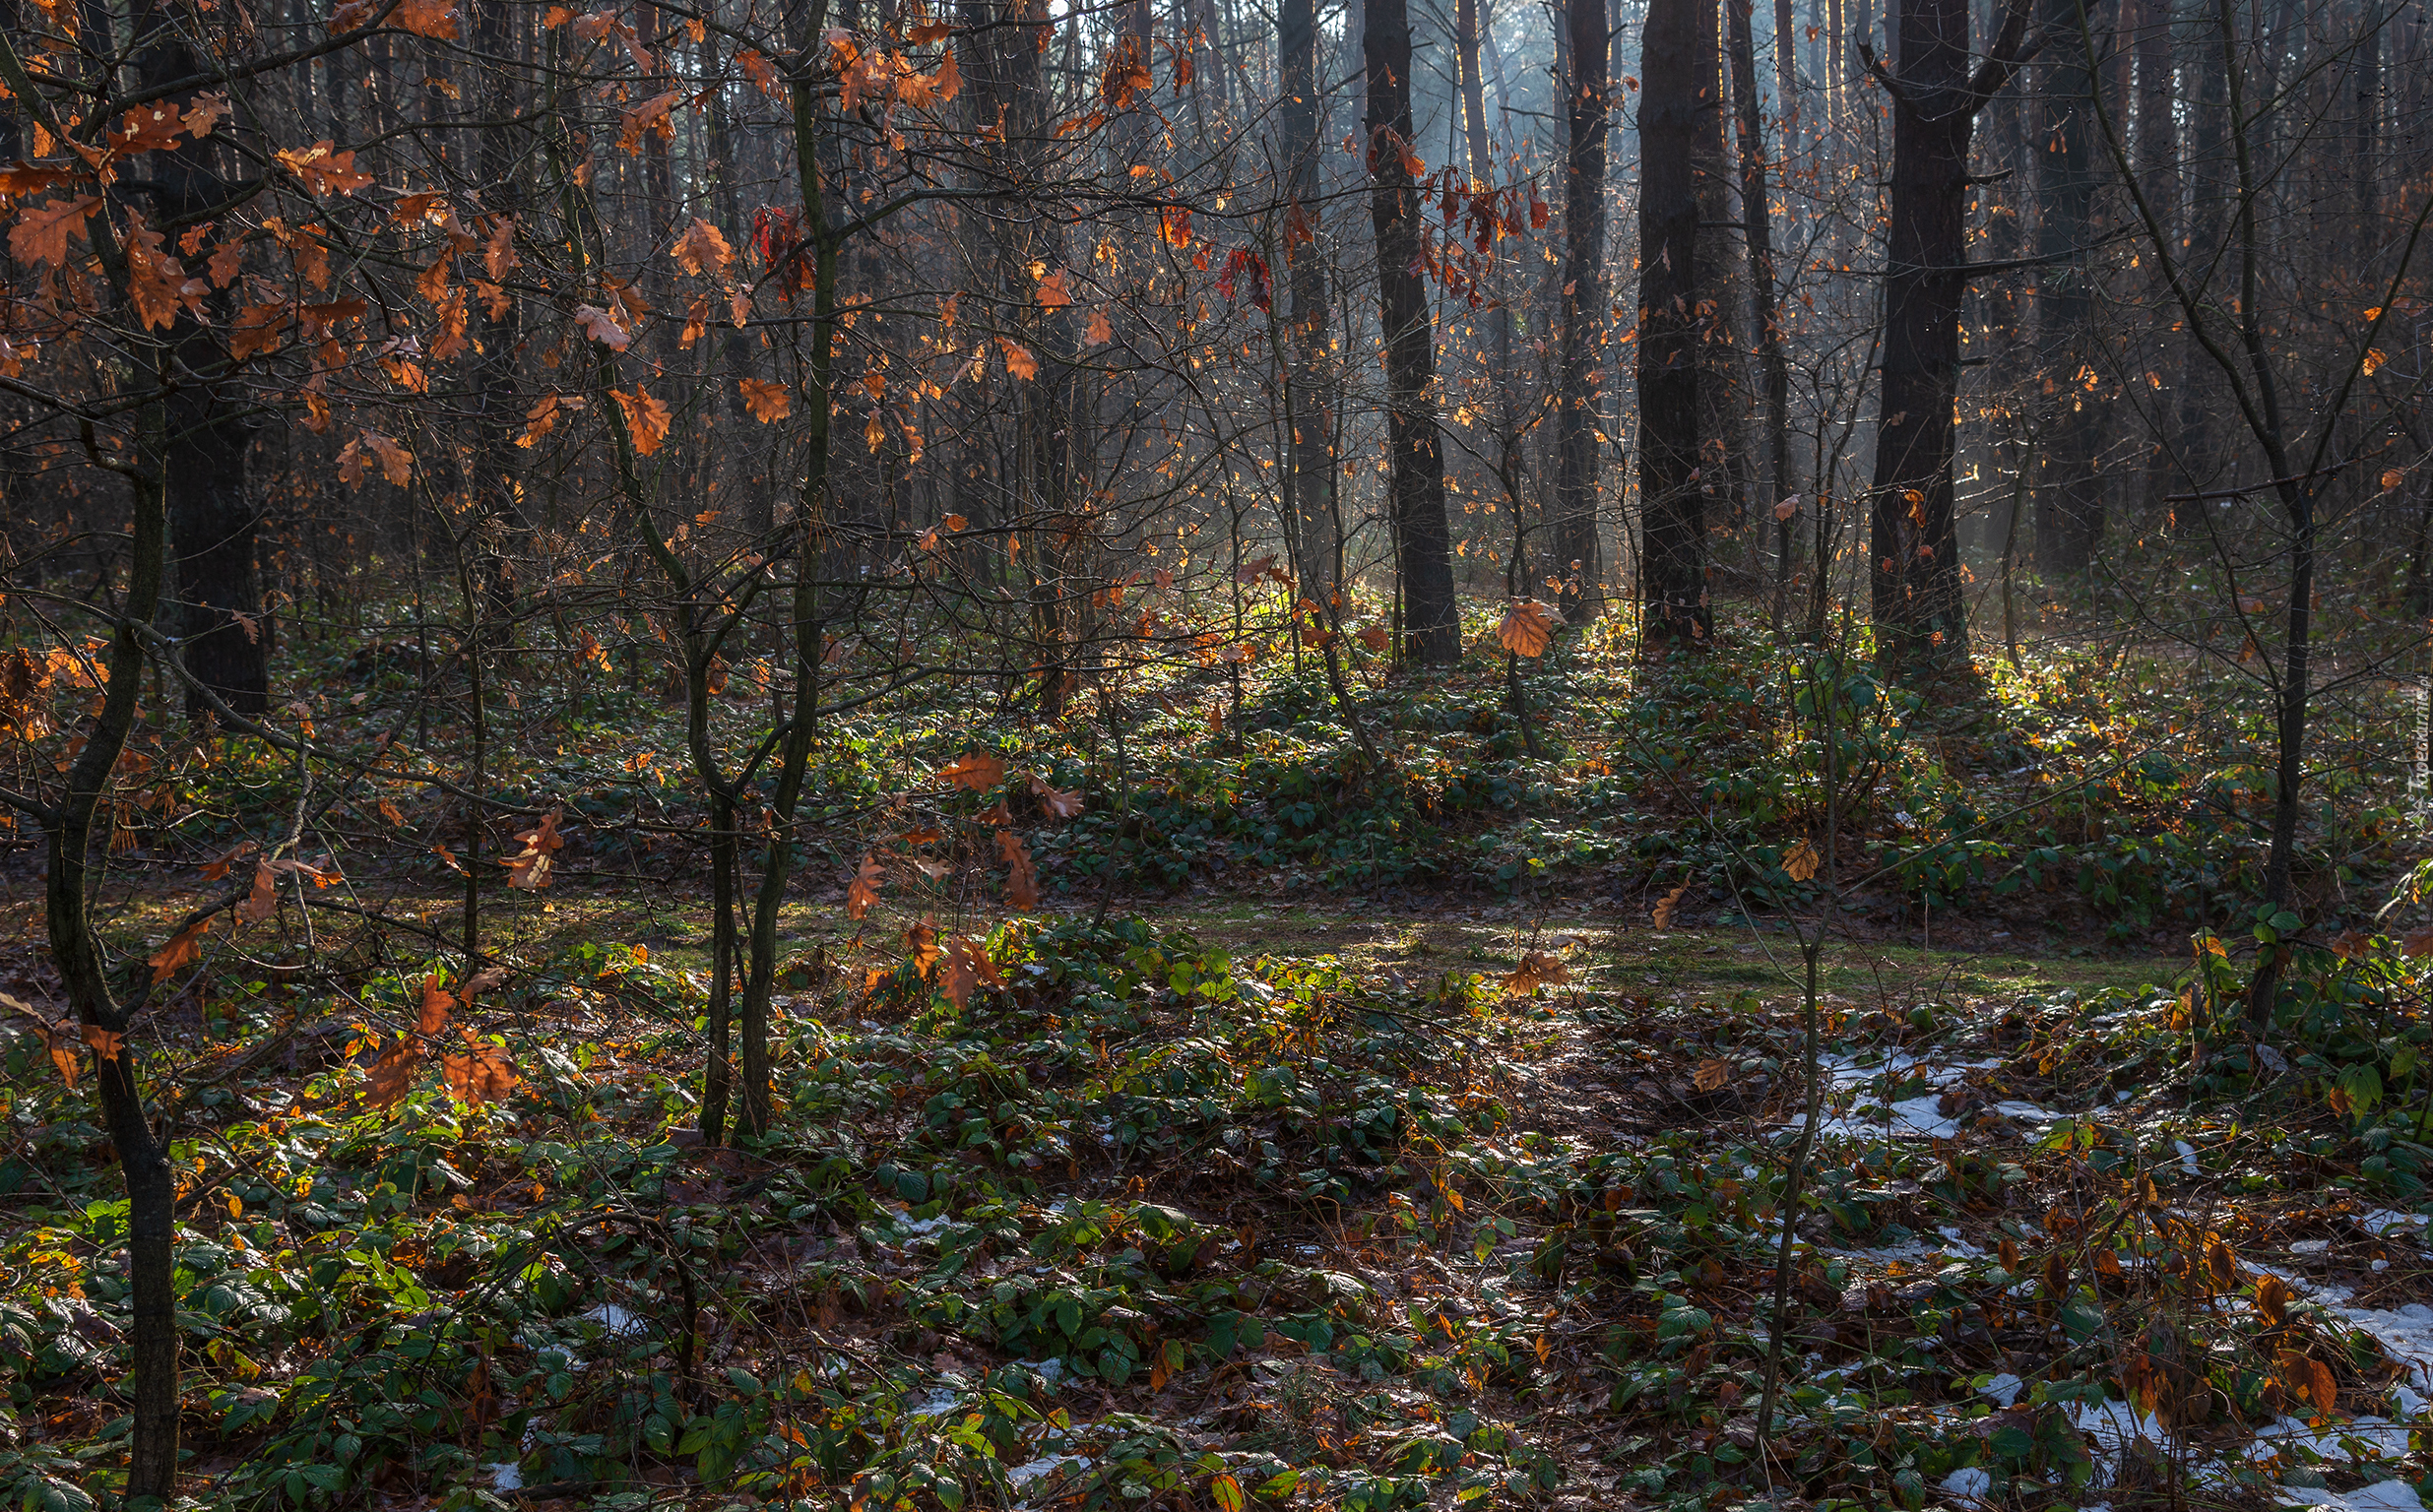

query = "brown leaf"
[
  {"left": 1501, "top": 949, "right": 1570, "bottom": 996},
  {"left": 1693, "top": 1058, "right": 1729, "bottom": 1094},
  {"left": 738, "top": 377, "right": 791, "bottom": 422},
  {"left": 148, "top": 916, "right": 212, "bottom": 983},
  {"left": 846, "top": 852, "right": 883, "bottom": 920},
  {"left": 235, "top": 860, "right": 281, "bottom": 923},
  {"left": 574, "top": 303, "right": 630, "bottom": 349},
  {"left": 2255, "top": 1273, "right": 2294, "bottom": 1328},
  {"left": 1028, "top": 774, "right": 1084, "bottom": 819},
  {"left": 416, "top": 974, "right": 455, "bottom": 1036},
  {"left": 998, "top": 830, "right": 1040, "bottom": 909},
  {"left": 671, "top": 219, "right": 733, "bottom": 276},
  {"left": 613, "top": 386, "right": 671, "bottom": 456},
  {"left": 1651, "top": 883, "right": 1689, "bottom": 929},
  {"left": 2401, "top": 927, "right": 2433, "bottom": 959},
  {"left": 82, "top": 1024, "right": 127, "bottom": 1060},
  {"left": 938, "top": 751, "right": 1007, "bottom": 790},
  {"left": 443, "top": 1032, "right": 518, "bottom": 1105},
  {"left": 904, "top": 920, "right": 941, "bottom": 976},
  {"left": 1782, "top": 839, "right": 1820, "bottom": 883},
  {"left": 1494, "top": 599, "right": 1559, "bottom": 659},
  {"left": 10, "top": 195, "right": 103, "bottom": 269},
  {"left": 1000, "top": 339, "right": 1038, "bottom": 380},
  {"left": 363, "top": 1041, "right": 419, "bottom": 1110}
]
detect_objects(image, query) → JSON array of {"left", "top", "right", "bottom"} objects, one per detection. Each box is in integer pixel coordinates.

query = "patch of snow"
[
  {"left": 2277, "top": 1482, "right": 2426, "bottom": 1512},
  {"left": 1015, "top": 1357, "right": 1068, "bottom": 1387},
  {"left": 489, "top": 1463, "right": 524, "bottom": 1491},
  {"left": 2259, "top": 1044, "right": 2291, "bottom": 1075},
  {"left": 1981, "top": 1372, "right": 2025, "bottom": 1408},
  {"left": 2363, "top": 1210, "right": 2428, "bottom": 1238},
  {"left": 2068, "top": 1399, "right": 2168, "bottom": 1485},
  {"left": 907, "top": 1388, "right": 965, "bottom": 1419},
  {"left": 2292, "top": 1239, "right": 2335, "bottom": 1255},
  {"left": 2176, "top": 1140, "right": 2201, "bottom": 1177},
  {"left": 1940, "top": 1467, "right": 1992, "bottom": 1499},
  {"left": 582, "top": 1303, "right": 645, "bottom": 1338},
  {"left": 2252, "top": 1415, "right": 2412, "bottom": 1462},
  {"left": 1005, "top": 1453, "right": 1091, "bottom": 1487}
]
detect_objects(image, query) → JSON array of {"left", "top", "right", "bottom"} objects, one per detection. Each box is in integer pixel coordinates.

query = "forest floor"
[{"left": 8, "top": 624, "right": 2433, "bottom": 1511}]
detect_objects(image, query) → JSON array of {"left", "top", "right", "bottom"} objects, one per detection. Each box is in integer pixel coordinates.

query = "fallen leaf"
[
  {"left": 1693, "top": 1058, "right": 1730, "bottom": 1093},
  {"left": 1652, "top": 883, "right": 1689, "bottom": 929},
  {"left": 1502, "top": 949, "right": 1570, "bottom": 995},
  {"left": 938, "top": 751, "right": 1006, "bottom": 790}
]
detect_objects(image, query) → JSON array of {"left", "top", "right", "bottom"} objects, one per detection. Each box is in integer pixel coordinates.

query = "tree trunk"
[
  {"left": 1728, "top": 0, "right": 1795, "bottom": 619},
  {"left": 1637, "top": 0, "right": 1709, "bottom": 646},
  {"left": 136, "top": 4, "right": 266, "bottom": 721},
  {"left": 1281, "top": 0, "right": 1338, "bottom": 598},
  {"left": 1364, "top": 0, "right": 1463, "bottom": 662},
  {"left": 1864, "top": 0, "right": 2032, "bottom": 673},
  {"left": 2030, "top": 0, "right": 2111, "bottom": 575},
  {"left": 1554, "top": 0, "right": 1610, "bottom": 621}
]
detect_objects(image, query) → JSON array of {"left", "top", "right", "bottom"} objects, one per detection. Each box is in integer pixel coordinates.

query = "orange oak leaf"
[
  {"left": 1000, "top": 340, "right": 1038, "bottom": 380},
  {"left": 738, "top": 377, "right": 792, "bottom": 422},
  {"left": 82, "top": 1024, "right": 128, "bottom": 1060},
  {"left": 574, "top": 303, "right": 630, "bottom": 349},
  {"left": 670, "top": 216, "right": 734, "bottom": 276},
  {"left": 613, "top": 387, "right": 671, "bottom": 456},
  {"left": 1084, "top": 308, "right": 1113, "bottom": 346},
  {"left": 443, "top": 1032, "right": 519, "bottom": 1104},
  {"left": 1028, "top": 774, "right": 1083, "bottom": 819},
  {"left": 937, "top": 751, "right": 1006, "bottom": 790},
  {"left": 416, "top": 974, "right": 455, "bottom": 1036},
  {"left": 9, "top": 196, "right": 102, "bottom": 269}
]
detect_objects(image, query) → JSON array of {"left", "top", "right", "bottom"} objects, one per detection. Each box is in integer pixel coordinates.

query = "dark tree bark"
[
  {"left": 2030, "top": 0, "right": 2111, "bottom": 574},
  {"left": 1554, "top": 0, "right": 1610, "bottom": 620},
  {"left": 1727, "top": 0, "right": 1795, "bottom": 616},
  {"left": 1364, "top": 0, "right": 1462, "bottom": 662},
  {"left": 135, "top": 3, "right": 266, "bottom": 720},
  {"left": 1862, "top": 0, "right": 2033, "bottom": 673},
  {"left": 1637, "top": 0, "right": 1709, "bottom": 646},
  {"left": 1281, "top": 0, "right": 1338, "bottom": 596}
]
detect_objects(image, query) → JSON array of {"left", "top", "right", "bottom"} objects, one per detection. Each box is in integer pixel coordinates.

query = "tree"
[
  {"left": 1363, "top": 0, "right": 1463, "bottom": 662},
  {"left": 1553, "top": 0, "right": 1610, "bottom": 622},
  {"left": 1859, "top": 0, "right": 2033, "bottom": 674},
  {"left": 1637, "top": 0, "right": 1711, "bottom": 647}
]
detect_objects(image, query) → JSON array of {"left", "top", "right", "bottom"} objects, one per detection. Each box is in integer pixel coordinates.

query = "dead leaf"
[
  {"left": 1652, "top": 883, "right": 1689, "bottom": 929},
  {"left": 81, "top": 1024, "right": 127, "bottom": 1060},
  {"left": 847, "top": 852, "right": 883, "bottom": 919},
  {"left": 938, "top": 751, "right": 1007, "bottom": 790},
  {"left": 416, "top": 974, "right": 455, "bottom": 1035},
  {"left": 1501, "top": 950, "right": 1570, "bottom": 995},
  {"left": 1693, "top": 1058, "right": 1729, "bottom": 1093},
  {"left": 148, "top": 916, "right": 212, "bottom": 982},
  {"left": 235, "top": 860, "right": 281, "bottom": 923},
  {"left": 998, "top": 830, "right": 1039, "bottom": 908},
  {"left": 1783, "top": 839, "right": 1820, "bottom": 883},
  {"left": 1029, "top": 774, "right": 1084, "bottom": 819},
  {"left": 1494, "top": 599, "right": 1559, "bottom": 658}
]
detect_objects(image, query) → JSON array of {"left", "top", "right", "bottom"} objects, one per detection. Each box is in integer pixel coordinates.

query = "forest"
[{"left": 3, "top": 0, "right": 2433, "bottom": 1503}]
